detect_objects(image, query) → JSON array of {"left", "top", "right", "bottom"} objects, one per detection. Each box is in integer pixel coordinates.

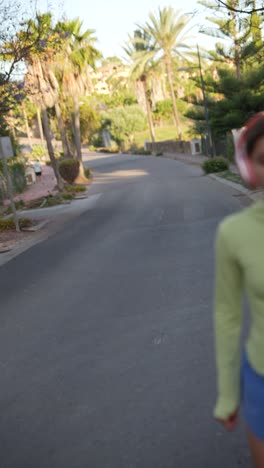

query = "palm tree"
[
  {"left": 56, "top": 19, "right": 101, "bottom": 180},
  {"left": 142, "top": 7, "right": 192, "bottom": 139},
  {"left": 124, "top": 29, "right": 156, "bottom": 143},
  {"left": 22, "top": 14, "right": 64, "bottom": 190}
]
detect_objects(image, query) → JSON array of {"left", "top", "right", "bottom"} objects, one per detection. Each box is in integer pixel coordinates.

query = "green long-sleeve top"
[{"left": 214, "top": 200, "right": 264, "bottom": 420}]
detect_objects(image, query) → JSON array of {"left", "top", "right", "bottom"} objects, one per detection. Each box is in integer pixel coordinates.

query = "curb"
[
  {"left": 208, "top": 174, "right": 263, "bottom": 201},
  {"left": 158, "top": 153, "right": 262, "bottom": 202},
  {"left": 22, "top": 220, "right": 49, "bottom": 232}
]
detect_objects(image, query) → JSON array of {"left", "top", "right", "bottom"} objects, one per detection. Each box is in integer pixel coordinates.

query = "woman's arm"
[{"left": 214, "top": 222, "right": 243, "bottom": 421}]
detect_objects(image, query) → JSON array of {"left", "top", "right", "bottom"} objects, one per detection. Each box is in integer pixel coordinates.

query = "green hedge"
[{"left": 202, "top": 157, "right": 229, "bottom": 174}]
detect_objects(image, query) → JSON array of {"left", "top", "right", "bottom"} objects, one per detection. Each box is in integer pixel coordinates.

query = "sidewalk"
[{"left": 14, "top": 166, "right": 58, "bottom": 204}]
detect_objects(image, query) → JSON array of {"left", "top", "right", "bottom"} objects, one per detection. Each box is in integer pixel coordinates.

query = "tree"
[
  {"left": 209, "top": 67, "right": 264, "bottom": 134},
  {"left": 56, "top": 18, "right": 101, "bottom": 181},
  {"left": 21, "top": 13, "right": 65, "bottom": 190},
  {"left": 102, "top": 105, "right": 147, "bottom": 146},
  {"left": 0, "top": 1, "right": 49, "bottom": 145},
  {"left": 124, "top": 29, "right": 157, "bottom": 143},
  {"left": 141, "top": 7, "right": 192, "bottom": 139},
  {"left": 79, "top": 99, "right": 101, "bottom": 144},
  {"left": 200, "top": 0, "right": 264, "bottom": 79},
  {"left": 213, "top": 0, "right": 264, "bottom": 14}
]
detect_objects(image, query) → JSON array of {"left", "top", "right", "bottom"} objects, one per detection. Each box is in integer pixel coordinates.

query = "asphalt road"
[{"left": 0, "top": 155, "right": 251, "bottom": 468}]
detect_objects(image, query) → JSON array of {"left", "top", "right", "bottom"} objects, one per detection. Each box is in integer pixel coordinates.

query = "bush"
[
  {"left": 156, "top": 152, "right": 163, "bottom": 157},
  {"left": 0, "top": 217, "right": 33, "bottom": 231},
  {"left": 202, "top": 157, "right": 229, "bottom": 174},
  {"left": 59, "top": 159, "right": 80, "bottom": 184}
]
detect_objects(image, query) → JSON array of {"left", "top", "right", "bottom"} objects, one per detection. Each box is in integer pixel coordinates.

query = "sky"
[{"left": 35, "top": 0, "right": 216, "bottom": 58}]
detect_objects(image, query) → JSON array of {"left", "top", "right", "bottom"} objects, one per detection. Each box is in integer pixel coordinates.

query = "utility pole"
[{"left": 197, "top": 45, "right": 214, "bottom": 158}]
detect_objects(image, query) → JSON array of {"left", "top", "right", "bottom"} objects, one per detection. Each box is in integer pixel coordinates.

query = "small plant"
[
  {"left": 84, "top": 168, "right": 91, "bottom": 179},
  {"left": 59, "top": 159, "right": 80, "bottom": 184},
  {"left": 0, "top": 217, "right": 33, "bottom": 231},
  {"left": 156, "top": 152, "right": 163, "bottom": 157},
  {"left": 202, "top": 157, "right": 229, "bottom": 174}
]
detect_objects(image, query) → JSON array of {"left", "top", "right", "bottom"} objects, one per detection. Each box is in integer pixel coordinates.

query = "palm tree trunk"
[
  {"left": 22, "top": 103, "right": 32, "bottom": 148},
  {"left": 73, "top": 95, "right": 82, "bottom": 161},
  {"left": 165, "top": 56, "right": 182, "bottom": 140},
  {"left": 37, "top": 107, "right": 45, "bottom": 146},
  {"left": 41, "top": 108, "right": 64, "bottom": 191},
  {"left": 55, "top": 101, "right": 71, "bottom": 158},
  {"left": 142, "top": 79, "right": 155, "bottom": 144},
  {"left": 72, "top": 95, "right": 88, "bottom": 183}
]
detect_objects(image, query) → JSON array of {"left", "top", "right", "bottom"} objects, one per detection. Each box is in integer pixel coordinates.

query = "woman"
[
  {"left": 214, "top": 114, "right": 264, "bottom": 468},
  {"left": 33, "top": 160, "right": 42, "bottom": 179}
]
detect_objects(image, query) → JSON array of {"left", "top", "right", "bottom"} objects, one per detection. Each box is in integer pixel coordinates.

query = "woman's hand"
[{"left": 217, "top": 409, "right": 239, "bottom": 431}]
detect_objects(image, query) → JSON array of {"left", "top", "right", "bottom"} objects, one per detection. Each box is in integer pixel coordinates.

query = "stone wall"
[{"left": 145, "top": 140, "right": 192, "bottom": 155}]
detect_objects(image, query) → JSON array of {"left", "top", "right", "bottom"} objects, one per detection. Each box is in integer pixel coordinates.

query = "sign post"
[{"left": 0, "top": 137, "right": 20, "bottom": 232}]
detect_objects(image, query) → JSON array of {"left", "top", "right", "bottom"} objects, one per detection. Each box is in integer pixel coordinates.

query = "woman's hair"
[{"left": 246, "top": 115, "right": 264, "bottom": 157}]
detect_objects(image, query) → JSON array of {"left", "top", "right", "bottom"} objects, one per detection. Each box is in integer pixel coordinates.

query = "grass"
[
  {"left": 64, "top": 184, "right": 86, "bottom": 194},
  {"left": 0, "top": 217, "right": 33, "bottom": 231},
  {"left": 3, "top": 200, "right": 25, "bottom": 216},
  {"left": 133, "top": 120, "right": 196, "bottom": 148},
  {"left": 134, "top": 125, "right": 178, "bottom": 147},
  {"left": 217, "top": 170, "right": 246, "bottom": 187}
]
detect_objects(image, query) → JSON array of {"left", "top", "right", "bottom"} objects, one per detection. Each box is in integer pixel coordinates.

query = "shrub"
[
  {"left": 202, "top": 157, "right": 229, "bottom": 174},
  {"left": 0, "top": 217, "right": 33, "bottom": 231},
  {"left": 59, "top": 159, "right": 80, "bottom": 184},
  {"left": 156, "top": 152, "right": 163, "bottom": 157}
]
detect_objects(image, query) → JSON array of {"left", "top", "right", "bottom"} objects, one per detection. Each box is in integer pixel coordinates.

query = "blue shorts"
[{"left": 242, "top": 353, "right": 264, "bottom": 441}]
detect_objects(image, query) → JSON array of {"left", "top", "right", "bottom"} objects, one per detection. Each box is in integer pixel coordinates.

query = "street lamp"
[{"left": 178, "top": 45, "right": 213, "bottom": 158}]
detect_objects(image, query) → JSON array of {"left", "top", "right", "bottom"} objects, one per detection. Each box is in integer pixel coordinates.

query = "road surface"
[{"left": 0, "top": 155, "right": 251, "bottom": 468}]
